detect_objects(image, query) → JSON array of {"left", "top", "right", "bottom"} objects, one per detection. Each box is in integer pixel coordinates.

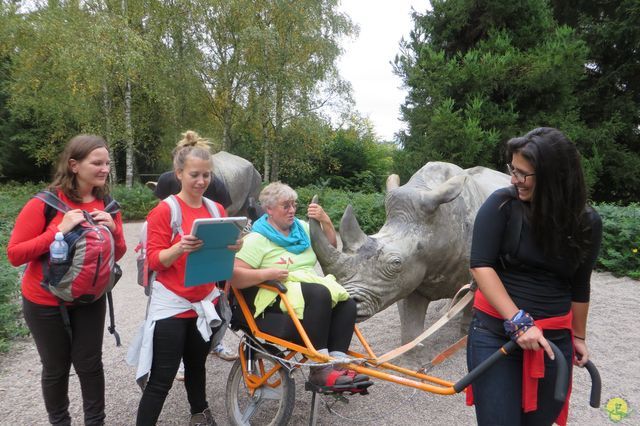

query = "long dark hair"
[
  {"left": 49, "top": 134, "right": 110, "bottom": 203},
  {"left": 506, "top": 127, "right": 590, "bottom": 262}
]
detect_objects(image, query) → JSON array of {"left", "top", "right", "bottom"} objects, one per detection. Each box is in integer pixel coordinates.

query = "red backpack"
[{"left": 34, "top": 190, "right": 122, "bottom": 345}]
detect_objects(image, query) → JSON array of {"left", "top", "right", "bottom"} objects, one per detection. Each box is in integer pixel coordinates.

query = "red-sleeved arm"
[
  {"left": 7, "top": 198, "right": 59, "bottom": 266},
  {"left": 146, "top": 202, "right": 175, "bottom": 272}
]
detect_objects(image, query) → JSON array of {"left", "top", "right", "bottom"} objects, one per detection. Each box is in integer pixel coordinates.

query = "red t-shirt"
[
  {"left": 146, "top": 196, "right": 226, "bottom": 318},
  {"left": 7, "top": 190, "right": 127, "bottom": 306}
]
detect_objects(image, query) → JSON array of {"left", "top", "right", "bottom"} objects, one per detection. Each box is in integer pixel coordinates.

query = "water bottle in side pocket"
[{"left": 49, "top": 231, "right": 69, "bottom": 287}]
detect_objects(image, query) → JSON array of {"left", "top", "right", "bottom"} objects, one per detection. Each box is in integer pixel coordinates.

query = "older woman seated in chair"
[{"left": 230, "top": 182, "right": 371, "bottom": 393}]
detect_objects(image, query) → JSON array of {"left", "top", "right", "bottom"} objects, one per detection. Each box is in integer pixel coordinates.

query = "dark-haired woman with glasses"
[
  {"left": 466, "top": 127, "right": 602, "bottom": 425},
  {"left": 230, "top": 182, "right": 371, "bottom": 393}
]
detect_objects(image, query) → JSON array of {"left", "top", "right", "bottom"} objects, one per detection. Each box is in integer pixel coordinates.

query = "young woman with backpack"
[
  {"left": 130, "top": 131, "right": 242, "bottom": 426},
  {"left": 466, "top": 128, "right": 603, "bottom": 425},
  {"left": 7, "top": 134, "right": 127, "bottom": 425}
]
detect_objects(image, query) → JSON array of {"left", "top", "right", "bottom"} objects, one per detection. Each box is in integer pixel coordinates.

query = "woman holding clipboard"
[{"left": 132, "top": 131, "right": 241, "bottom": 426}]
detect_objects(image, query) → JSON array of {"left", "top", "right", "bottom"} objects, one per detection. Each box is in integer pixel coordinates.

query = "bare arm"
[
  {"left": 229, "top": 258, "right": 289, "bottom": 289},
  {"left": 571, "top": 301, "right": 590, "bottom": 366},
  {"left": 307, "top": 203, "right": 337, "bottom": 247},
  {"left": 471, "top": 266, "right": 554, "bottom": 359}
]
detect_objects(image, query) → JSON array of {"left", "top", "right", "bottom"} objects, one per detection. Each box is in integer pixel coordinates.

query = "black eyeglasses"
[{"left": 506, "top": 163, "right": 535, "bottom": 183}]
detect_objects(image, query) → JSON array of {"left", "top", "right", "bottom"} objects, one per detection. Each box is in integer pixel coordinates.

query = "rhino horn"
[
  {"left": 339, "top": 205, "right": 368, "bottom": 253},
  {"left": 420, "top": 174, "right": 468, "bottom": 212},
  {"left": 386, "top": 174, "right": 400, "bottom": 191},
  {"left": 309, "top": 195, "right": 346, "bottom": 266}
]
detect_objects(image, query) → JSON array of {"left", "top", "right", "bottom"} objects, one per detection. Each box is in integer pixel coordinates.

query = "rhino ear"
[
  {"left": 386, "top": 174, "right": 400, "bottom": 191},
  {"left": 421, "top": 174, "right": 468, "bottom": 212},
  {"left": 340, "top": 205, "right": 368, "bottom": 253}
]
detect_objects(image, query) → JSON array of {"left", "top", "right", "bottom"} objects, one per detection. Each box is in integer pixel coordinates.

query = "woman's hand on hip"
[{"left": 516, "top": 326, "right": 555, "bottom": 360}]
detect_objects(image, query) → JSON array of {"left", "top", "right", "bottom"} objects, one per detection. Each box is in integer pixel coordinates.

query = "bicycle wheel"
[{"left": 226, "top": 346, "right": 296, "bottom": 425}]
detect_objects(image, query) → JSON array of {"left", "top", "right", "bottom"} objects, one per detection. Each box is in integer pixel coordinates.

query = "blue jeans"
[{"left": 466, "top": 312, "right": 573, "bottom": 426}]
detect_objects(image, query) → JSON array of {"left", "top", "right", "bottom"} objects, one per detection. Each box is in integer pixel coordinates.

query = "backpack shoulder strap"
[
  {"left": 202, "top": 196, "right": 221, "bottom": 218},
  {"left": 162, "top": 195, "right": 183, "bottom": 238},
  {"left": 103, "top": 194, "right": 120, "bottom": 217},
  {"left": 499, "top": 186, "right": 523, "bottom": 268},
  {"left": 34, "top": 190, "right": 71, "bottom": 229}
]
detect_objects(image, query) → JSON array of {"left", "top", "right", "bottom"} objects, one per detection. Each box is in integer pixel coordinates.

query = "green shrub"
[
  {"left": 111, "top": 183, "right": 159, "bottom": 221},
  {"left": 593, "top": 203, "right": 640, "bottom": 279},
  {"left": 295, "top": 186, "right": 385, "bottom": 234},
  {"left": 0, "top": 182, "right": 42, "bottom": 351}
]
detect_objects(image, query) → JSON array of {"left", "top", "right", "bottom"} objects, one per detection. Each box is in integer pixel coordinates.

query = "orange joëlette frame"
[{"left": 232, "top": 283, "right": 459, "bottom": 395}]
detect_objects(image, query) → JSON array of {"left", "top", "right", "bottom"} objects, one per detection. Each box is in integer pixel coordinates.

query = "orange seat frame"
[{"left": 232, "top": 283, "right": 459, "bottom": 396}]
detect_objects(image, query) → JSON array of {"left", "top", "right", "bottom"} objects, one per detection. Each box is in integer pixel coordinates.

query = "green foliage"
[
  {"left": 0, "top": 182, "right": 42, "bottom": 351},
  {"left": 594, "top": 203, "right": 640, "bottom": 280},
  {"left": 110, "top": 184, "right": 159, "bottom": 221},
  {"left": 295, "top": 186, "right": 386, "bottom": 234},
  {"left": 319, "top": 122, "right": 395, "bottom": 191},
  {"left": 394, "top": 0, "right": 599, "bottom": 192},
  {"left": 551, "top": 0, "right": 640, "bottom": 203}
]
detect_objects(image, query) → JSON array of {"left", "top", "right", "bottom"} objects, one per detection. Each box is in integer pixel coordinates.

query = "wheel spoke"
[{"left": 240, "top": 397, "right": 265, "bottom": 423}]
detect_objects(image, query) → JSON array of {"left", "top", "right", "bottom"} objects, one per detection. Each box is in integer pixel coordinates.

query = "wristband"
[
  {"left": 503, "top": 309, "right": 535, "bottom": 341},
  {"left": 574, "top": 335, "right": 585, "bottom": 341}
]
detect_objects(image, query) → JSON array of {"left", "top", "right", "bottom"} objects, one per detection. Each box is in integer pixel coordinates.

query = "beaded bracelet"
[{"left": 503, "top": 309, "right": 535, "bottom": 341}]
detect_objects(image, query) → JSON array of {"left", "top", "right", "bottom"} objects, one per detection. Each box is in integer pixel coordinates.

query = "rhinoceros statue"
[
  {"left": 310, "top": 162, "right": 511, "bottom": 343},
  {"left": 211, "top": 151, "right": 262, "bottom": 216}
]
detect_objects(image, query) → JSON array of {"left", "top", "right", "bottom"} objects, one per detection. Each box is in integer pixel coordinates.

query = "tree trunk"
[
  {"left": 272, "top": 84, "right": 284, "bottom": 182},
  {"left": 262, "top": 121, "right": 270, "bottom": 183},
  {"left": 102, "top": 83, "right": 117, "bottom": 183},
  {"left": 124, "top": 78, "right": 134, "bottom": 188}
]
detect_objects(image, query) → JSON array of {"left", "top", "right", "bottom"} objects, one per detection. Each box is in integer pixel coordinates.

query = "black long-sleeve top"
[{"left": 470, "top": 187, "right": 602, "bottom": 319}]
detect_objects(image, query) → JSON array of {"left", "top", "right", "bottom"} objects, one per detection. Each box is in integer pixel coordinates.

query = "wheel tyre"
[{"left": 225, "top": 349, "right": 296, "bottom": 425}]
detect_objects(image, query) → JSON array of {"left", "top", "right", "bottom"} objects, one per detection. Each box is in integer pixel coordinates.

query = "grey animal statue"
[
  {"left": 310, "top": 161, "right": 511, "bottom": 344},
  {"left": 211, "top": 151, "right": 262, "bottom": 216},
  {"left": 145, "top": 151, "right": 262, "bottom": 217}
]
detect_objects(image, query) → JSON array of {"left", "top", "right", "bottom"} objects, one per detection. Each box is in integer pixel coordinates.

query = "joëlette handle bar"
[
  {"left": 584, "top": 360, "right": 601, "bottom": 408},
  {"left": 453, "top": 340, "right": 568, "bottom": 403}
]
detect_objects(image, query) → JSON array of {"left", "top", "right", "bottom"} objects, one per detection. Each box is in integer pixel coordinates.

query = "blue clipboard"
[{"left": 184, "top": 217, "right": 247, "bottom": 287}]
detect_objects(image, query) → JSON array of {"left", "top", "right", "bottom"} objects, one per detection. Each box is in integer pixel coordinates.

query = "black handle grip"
[
  {"left": 263, "top": 280, "right": 287, "bottom": 293},
  {"left": 584, "top": 360, "right": 601, "bottom": 408},
  {"left": 453, "top": 340, "right": 518, "bottom": 393},
  {"left": 454, "top": 340, "right": 568, "bottom": 404}
]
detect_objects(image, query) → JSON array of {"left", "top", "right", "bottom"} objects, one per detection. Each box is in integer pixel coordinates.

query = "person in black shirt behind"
[
  {"left": 466, "top": 127, "right": 602, "bottom": 426},
  {"left": 153, "top": 171, "right": 232, "bottom": 209}
]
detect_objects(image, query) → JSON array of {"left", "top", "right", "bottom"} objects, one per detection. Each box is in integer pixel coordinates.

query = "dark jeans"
[
  {"left": 467, "top": 311, "right": 573, "bottom": 426},
  {"left": 23, "top": 296, "right": 106, "bottom": 426},
  {"left": 136, "top": 317, "right": 212, "bottom": 426},
  {"left": 242, "top": 282, "right": 357, "bottom": 352}
]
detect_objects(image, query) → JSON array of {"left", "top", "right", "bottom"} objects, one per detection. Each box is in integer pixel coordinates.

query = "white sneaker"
[
  {"left": 175, "top": 362, "right": 185, "bottom": 381},
  {"left": 211, "top": 344, "right": 238, "bottom": 361}
]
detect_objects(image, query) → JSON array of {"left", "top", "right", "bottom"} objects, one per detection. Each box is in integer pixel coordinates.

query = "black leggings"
[
  {"left": 23, "top": 296, "right": 106, "bottom": 426},
  {"left": 136, "top": 316, "right": 212, "bottom": 426},
  {"left": 243, "top": 282, "right": 357, "bottom": 352}
]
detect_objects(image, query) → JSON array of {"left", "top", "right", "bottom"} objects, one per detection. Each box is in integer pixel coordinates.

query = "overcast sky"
[{"left": 337, "top": 1, "right": 431, "bottom": 141}]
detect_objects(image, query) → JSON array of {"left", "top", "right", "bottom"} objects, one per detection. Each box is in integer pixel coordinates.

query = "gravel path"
[{"left": 0, "top": 221, "right": 637, "bottom": 425}]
